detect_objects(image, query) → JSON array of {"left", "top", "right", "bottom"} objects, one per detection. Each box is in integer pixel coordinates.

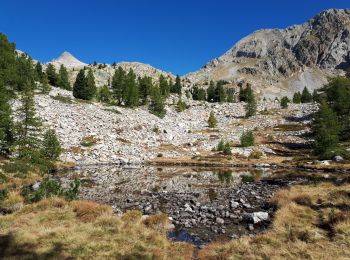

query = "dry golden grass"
[
  {"left": 0, "top": 198, "right": 193, "bottom": 260},
  {"left": 199, "top": 182, "right": 350, "bottom": 260}
]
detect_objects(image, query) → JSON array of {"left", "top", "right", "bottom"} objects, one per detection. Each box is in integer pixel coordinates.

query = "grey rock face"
[{"left": 186, "top": 9, "right": 350, "bottom": 98}]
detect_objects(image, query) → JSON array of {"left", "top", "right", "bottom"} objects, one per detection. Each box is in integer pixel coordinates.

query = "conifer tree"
[
  {"left": 138, "top": 76, "right": 153, "bottom": 104},
  {"left": 293, "top": 92, "right": 302, "bottom": 104},
  {"left": 208, "top": 111, "right": 217, "bottom": 128},
  {"left": 97, "top": 85, "right": 112, "bottom": 103},
  {"left": 312, "top": 100, "right": 342, "bottom": 159},
  {"left": 171, "top": 75, "right": 182, "bottom": 94},
  {"left": 216, "top": 81, "right": 227, "bottom": 102},
  {"left": 159, "top": 75, "right": 170, "bottom": 97},
  {"left": 0, "top": 83, "right": 14, "bottom": 154},
  {"left": 85, "top": 69, "right": 97, "bottom": 100},
  {"left": 125, "top": 69, "right": 139, "bottom": 107},
  {"left": 301, "top": 87, "right": 313, "bottom": 103},
  {"left": 245, "top": 85, "right": 257, "bottom": 117},
  {"left": 73, "top": 69, "right": 86, "bottom": 100},
  {"left": 41, "top": 129, "right": 62, "bottom": 160},
  {"left": 57, "top": 64, "right": 71, "bottom": 90},
  {"left": 35, "top": 62, "right": 44, "bottom": 82},
  {"left": 192, "top": 86, "right": 206, "bottom": 101},
  {"left": 207, "top": 80, "right": 216, "bottom": 102},
  {"left": 149, "top": 86, "right": 166, "bottom": 118},
  {"left": 111, "top": 66, "right": 126, "bottom": 105},
  {"left": 15, "top": 84, "right": 42, "bottom": 158},
  {"left": 39, "top": 73, "right": 51, "bottom": 94},
  {"left": 280, "top": 96, "right": 290, "bottom": 109},
  {"left": 46, "top": 63, "right": 58, "bottom": 86}
]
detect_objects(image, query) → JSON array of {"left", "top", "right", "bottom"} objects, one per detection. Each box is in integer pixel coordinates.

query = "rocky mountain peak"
[
  {"left": 49, "top": 51, "right": 87, "bottom": 68},
  {"left": 185, "top": 8, "right": 350, "bottom": 98}
]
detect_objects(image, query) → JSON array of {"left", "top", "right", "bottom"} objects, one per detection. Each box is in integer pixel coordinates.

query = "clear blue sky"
[{"left": 0, "top": 0, "right": 349, "bottom": 75}]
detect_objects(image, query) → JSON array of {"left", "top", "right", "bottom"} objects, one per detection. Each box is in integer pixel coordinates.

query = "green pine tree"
[
  {"left": 149, "top": 86, "right": 166, "bottom": 118},
  {"left": 171, "top": 75, "right": 182, "bottom": 94},
  {"left": 97, "top": 85, "right": 112, "bottom": 103},
  {"left": 15, "top": 84, "right": 42, "bottom": 158},
  {"left": 39, "top": 73, "right": 51, "bottom": 94},
  {"left": 159, "top": 75, "right": 170, "bottom": 97},
  {"left": 41, "top": 129, "right": 62, "bottom": 160},
  {"left": 0, "top": 83, "right": 14, "bottom": 155},
  {"left": 138, "top": 76, "right": 153, "bottom": 104},
  {"left": 73, "top": 69, "right": 86, "bottom": 100},
  {"left": 312, "top": 100, "right": 342, "bottom": 159},
  {"left": 57, "top": 65, "right": 71, "bottom": 90},
  {"left": 207, "top": 80, "right": 216, "bottom": 102},
  {"left": 85, "top": 69, "right": 97, "bottom": 100},
  {"left": 46, "top": 63, "right": 58, "bottom": 86},
  {"left": 293, "top": 92, "right": 302, "bottom": 104},
  {"left": 216, "top": 81, "right": 227, "bottom": 102},
  {"left": 208, "top": 111, "right": 217, "bottom": 128},
  {"left": 35, "top": 62, "right": 44, "bottom": 82},
  {"left": 280, "top": 96, "right": 290, "bottom": 109},
  {"left": 245, "top": 85, "right": 257, "bottom": 117},
  {"left": 301, "top": 87, "right": 313, "bottom": 103},
  {"left": 111, "top": 66, "right": 126, "bottom": 105},
  {"left": 125, "top": 69, "right": 139, "bottom": 107}
]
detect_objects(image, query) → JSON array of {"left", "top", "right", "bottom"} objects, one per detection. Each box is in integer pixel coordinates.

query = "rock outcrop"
[{"left": 186, "top": 9, "right": 350, "bottom": 98}]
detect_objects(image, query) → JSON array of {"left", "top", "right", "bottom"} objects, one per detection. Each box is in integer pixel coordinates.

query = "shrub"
[
  {"left": 152, "top": 125, "right": 160, "bottom": 134},
  {"left": 80, "top": 135, "right": 98, "bottom": 147},
  {"left": 223, "top": 143, "right": 232, "bottom": 155},
  {"left": 208, "top": 111, "right": 217, "bottom": 128},
  {"left": 50, "top": 95, "right": 73, "bottom": 104},
  {"left": 0, "top": 188, "right": 8, "bottom": 202},
  {"left": 240, "top": 131, "right": 255, "bottom": 147},
  {"left": 217, "top": 140, "right": 225, "bottom": 151},
  {"left": 21, "top": 177, "right": 80, "bottom": 203},
  {"left": 176, "top": 100, "right": 187, "bottom": 112},
  {"left": 248, "top": 149, "right": 263, "bottom": 160},
  {"left": 157, "top": 153, "right": 163, "bottom": 157}
]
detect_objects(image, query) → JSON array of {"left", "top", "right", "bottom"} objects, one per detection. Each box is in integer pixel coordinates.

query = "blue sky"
[{"left": 0, "top": 0, "right": 349, "bottom": 75}]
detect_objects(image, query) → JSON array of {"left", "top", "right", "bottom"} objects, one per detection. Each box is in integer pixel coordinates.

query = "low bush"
[
  {"left": 240, "top": 131, "right": 255, "bottom": 147},
  {"left": 80, "top": 135, "right": 98, "bottom": 147},
  {"left": 21, "top": 177, "right": 80, "bottom": 203}
]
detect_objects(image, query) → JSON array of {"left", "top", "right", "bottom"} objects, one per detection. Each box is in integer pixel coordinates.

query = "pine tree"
[
  {"left": 111, "top": 66, "right": 126, "bottom": 105},
  {"left": 280, "top": 96, "right": 290, "bottom": 109},
  {"left": 35, "top": 62, "right": 44, "bottom": 82},
  {"left": 57, "top": 64, "right": 71, "bottom": 90},
  {"left": 138, "top": 76, "right": 153, "bottom": 104},
  {"left": 39, "top": 73, "right": 51, "bottom": 94},
  {"left": 85, "top": 69, "right": 97, "bottom": 100},
  {"left": 301, "top": 87, "right": 313, "bottom": 103},
  {"left": 149, "top": 86, "right": 166, "bottom": 118},
  {"left": 216, "top": 81, "right": 227, "bottom": 102},
  {"left": 97, "top": 85, "right": 112, "bottom": 103},
  {"left": 192, "top": 86, "right": 206, "bottom": 101},
  {"left": 207, "top": 80, "right": 216, "bottom": 102},
  {"left": 293, "top": 92, "right": 302, "bottom": 104},
  {"left": 73, "top": 69, "right": 86, "bottom": 99},
  {"left": 0, "top": 83, "right": 14, "bottom": 155},
  {"left": 245, "top": 85, "right": 257, "bottom": 117},
  {"left": 312, "top": 100, "right": 342, "bottom": 159},
  {"left": 15, "top": 84, "right": 42, "bottom": 158},
  {"left": 46, "top": 63, "right": 58, "bottom": 86},
  {"left": 171, "top": 75, "right": 182, "bottom": 94},
  {"left": 208, "top": 111, "right": 217, "bottom": 128},
  {"left": 125, "top": 69, "right": 139, "bottom": 107},
  {"left": 159, "top": 75, "right": 170, "bottom": 97},
  {"left": 41, "top": 129, "right": 62, "bottom": 160}
]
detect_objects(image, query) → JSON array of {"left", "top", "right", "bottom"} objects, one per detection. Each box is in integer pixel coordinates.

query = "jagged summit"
[
  {"left": 49, "top": 51, "right": 87, "bottom": 68},
  {"left": 186, "top": 8, "right": 350, "bottom": 98}
]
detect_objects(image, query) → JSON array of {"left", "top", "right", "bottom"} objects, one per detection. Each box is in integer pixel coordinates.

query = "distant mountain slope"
[
  {"left": 186, "top": 9, "right": 350, "bottom": 98},
  {"left": 46, "top": 52, "right": 174, "bottom": 86}
]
